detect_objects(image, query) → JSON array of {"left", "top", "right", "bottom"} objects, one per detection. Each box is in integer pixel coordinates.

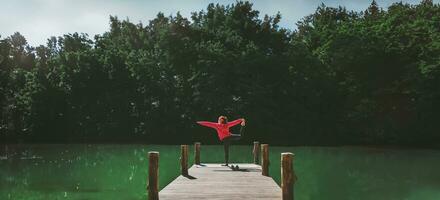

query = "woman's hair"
[{"left": 218, "top": 116, "right": 228, "bottom": 124}]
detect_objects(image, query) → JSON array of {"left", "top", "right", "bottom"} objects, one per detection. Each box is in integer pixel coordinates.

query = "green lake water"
[{"left": 1, "top": 144, "right": 439, "bottom": 200}]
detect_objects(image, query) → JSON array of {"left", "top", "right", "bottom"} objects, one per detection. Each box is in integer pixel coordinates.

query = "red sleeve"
[
  {"left": 227, "top": 119, "right": 243, "bottom": 128},
  {"left": 197, "top": 121, "right": 218, "bottom": 129}
]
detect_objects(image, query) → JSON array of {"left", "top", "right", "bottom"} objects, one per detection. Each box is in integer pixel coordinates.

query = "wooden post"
[
  {"left": 194, "top": 142, "right": 201, "bottom": 165},
  {"left": 253, "top": 141, "right": 260, "bottom": 164},
  {"left": 261, "top": 144, "right": 269, "bottom": 176},
  {"left": 148, "top": 151, "right": 159, "bottom": 200},
  {"left": 180, "top": 145, "right": 188, "bottom": 175},
  {"left": 281, "top": 152, "right": 295, "bottom": 200}
]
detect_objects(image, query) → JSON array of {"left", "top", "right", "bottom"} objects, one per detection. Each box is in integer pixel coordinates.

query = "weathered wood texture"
[
  {"left": 261, "top": 144, "right": 269, "bottom": 176},
  {"left": 180, "top": 145, "right": 188, "bottom": 175},
  {"left": 159, "top": 163, "right": 282, "bottom": 200},
  {"left": 194, "top": 142, "right": 201, "bottom": 165},
  {"left": 253, "top": 141, "right": 260, "bottom": 164},
  {"left": 148, "top": 151, "right": 159, "bottom": 200},
  {"left": 281, "top": 153, "right": 294, "bottom": 200}
]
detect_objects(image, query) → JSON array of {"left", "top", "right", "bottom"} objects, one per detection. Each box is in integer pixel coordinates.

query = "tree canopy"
[{"left": 1, "top": 1, "right": 439, "bottom": 145}]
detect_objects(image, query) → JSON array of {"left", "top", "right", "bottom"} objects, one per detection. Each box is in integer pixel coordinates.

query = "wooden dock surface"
[{"left": 159, "top": 163, "right": 282, "bottom": 200}]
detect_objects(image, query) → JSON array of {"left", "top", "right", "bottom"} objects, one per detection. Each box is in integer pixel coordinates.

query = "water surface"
[{"left": 1, "top": 144, "right": 439, "bottom": 200}]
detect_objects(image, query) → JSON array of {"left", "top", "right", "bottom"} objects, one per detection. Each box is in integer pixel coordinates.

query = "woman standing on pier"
[{"left": 196, "top": 116, "right": 246, "bottom": 166}]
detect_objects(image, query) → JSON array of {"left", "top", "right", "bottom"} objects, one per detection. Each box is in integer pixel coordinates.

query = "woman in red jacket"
[{"left": 197, "top": 116, "right": 246, "bottom": 166}]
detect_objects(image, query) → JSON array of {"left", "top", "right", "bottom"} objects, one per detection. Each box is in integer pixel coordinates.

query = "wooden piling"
[
  {"left": 180, "top": 145, "right": 189, "bottom": 175},
  {"left": 281, "top": 152, "right": 295, "bottom": 200},
  {"left": 253, "top": 141, "right": 260, "bottom": 164},
  {"left": 261, "top": 144, "right": 269, "bottom": 176},
  {"left": 194, "top": 142, "right": 201, "bottom": 165},
  {"left": 148, "top": 151, "right": 159, "bottom": 200}
]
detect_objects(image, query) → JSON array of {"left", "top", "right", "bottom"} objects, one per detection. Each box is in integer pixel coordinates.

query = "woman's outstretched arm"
[
  {"left": 196, "top": 121, "right": 218, "bottom": 129},
  {"left": 227, "top": 118, "right": 244, "bottom": 128}
]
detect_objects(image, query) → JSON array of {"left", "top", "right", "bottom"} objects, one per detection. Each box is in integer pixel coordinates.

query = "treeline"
[{"left": 0, "top": 1, "right": 439, "bottom": 145}]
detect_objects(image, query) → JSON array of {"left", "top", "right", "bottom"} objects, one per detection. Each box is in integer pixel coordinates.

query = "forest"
[{"left": 0, "top": 1, "right": 439, "bottom": 145}]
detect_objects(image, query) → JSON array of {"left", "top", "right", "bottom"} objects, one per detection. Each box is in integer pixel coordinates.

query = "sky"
[{"left": 0, "top": 0, "right": 437, "bottom": 47}]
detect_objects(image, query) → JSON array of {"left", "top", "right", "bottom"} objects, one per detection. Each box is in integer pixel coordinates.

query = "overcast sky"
[{"left": 0, "top": 0, "right": 437, "bottom": 46}]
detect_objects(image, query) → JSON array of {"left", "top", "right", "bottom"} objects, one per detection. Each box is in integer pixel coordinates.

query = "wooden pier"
[
  {"left": 160, "top": 163, "right": 281, "bottom": 200},
  {"left": 148, "top": 142, "right": 296, "bottom": 200}
]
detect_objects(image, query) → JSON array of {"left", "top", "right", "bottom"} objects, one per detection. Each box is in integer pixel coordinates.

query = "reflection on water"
[
  {"left": 0, "top": 144, "right": 181, "bottom": 200},
  {"left": 1, "top": 144, "right": 440, "bottom": 200},
  {"left": 267, "top": 146, "right": 440, "bottom": 200}
]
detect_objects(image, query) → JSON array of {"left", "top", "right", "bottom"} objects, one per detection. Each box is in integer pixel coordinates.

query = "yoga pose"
[{"left": 197, "top": 116, "right": 246, "bottom": 166}]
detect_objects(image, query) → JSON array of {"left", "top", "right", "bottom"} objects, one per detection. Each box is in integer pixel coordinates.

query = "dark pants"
[{"left": 222, "top": 126, "right": 245, "bottom": 165}]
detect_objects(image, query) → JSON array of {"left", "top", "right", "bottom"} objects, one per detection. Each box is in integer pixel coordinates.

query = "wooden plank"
[{"left": 160, "top": 163, "right": 282, "bottom": 200}]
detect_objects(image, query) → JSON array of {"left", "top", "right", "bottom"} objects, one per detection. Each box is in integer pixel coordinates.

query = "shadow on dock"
[
  {"left": 183, "top": 174, "right": 197, "bottom": 179},
  {"left": 213, "top": 169, "right": 251, "bottom": 172}
]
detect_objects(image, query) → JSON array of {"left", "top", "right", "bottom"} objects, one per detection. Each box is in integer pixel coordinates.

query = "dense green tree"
[{"left": 0, "top": 1, "right": 439, "bottom": 145}]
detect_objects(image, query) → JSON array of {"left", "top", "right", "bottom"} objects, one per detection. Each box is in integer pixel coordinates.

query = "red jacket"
[{"left": 197, "top": 119, "right": 243, "bottom": 141}]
